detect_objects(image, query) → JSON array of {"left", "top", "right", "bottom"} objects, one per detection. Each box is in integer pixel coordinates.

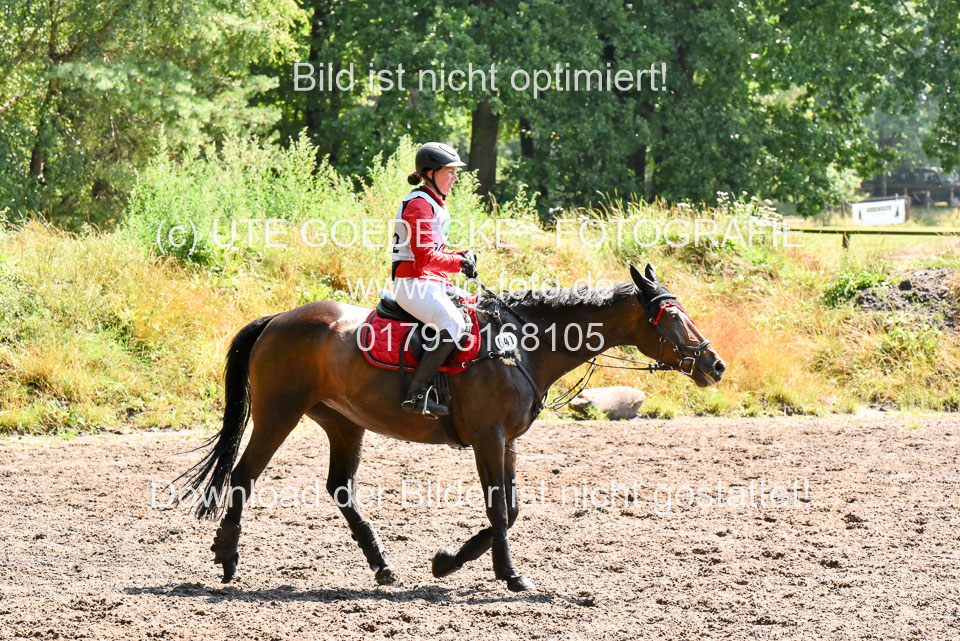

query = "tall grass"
[{"left": 2, "top": 136, "right": 959, "bottom": 433}]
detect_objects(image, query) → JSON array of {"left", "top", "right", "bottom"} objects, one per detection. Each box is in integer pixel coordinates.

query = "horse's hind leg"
[
  {"left": 311, "top": 408, "right": 396, "bottom": 586},
  {"left": 432, "top": 441, "right": 528, "bottom": 590},
  {"left": 212, "top": 407, "right": 302, "bottom": 583}
]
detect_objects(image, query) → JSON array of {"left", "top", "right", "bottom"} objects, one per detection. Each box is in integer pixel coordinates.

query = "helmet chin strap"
[{"left": 424, "top": 170, "right": 448, "bottom": 199}]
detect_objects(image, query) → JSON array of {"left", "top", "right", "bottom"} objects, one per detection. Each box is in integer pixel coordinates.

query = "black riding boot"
[{"left": 401, "top": 329, "right": 458, "bottom": 418}]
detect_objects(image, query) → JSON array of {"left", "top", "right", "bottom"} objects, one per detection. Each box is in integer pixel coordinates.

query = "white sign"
[{"left": 851, "top": 199, "right": 905, "bottom": 225}]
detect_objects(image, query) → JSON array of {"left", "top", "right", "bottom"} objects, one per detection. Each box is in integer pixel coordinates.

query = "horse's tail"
[{"left": 177, "top": 314, "right": 277, "bottom": 520}]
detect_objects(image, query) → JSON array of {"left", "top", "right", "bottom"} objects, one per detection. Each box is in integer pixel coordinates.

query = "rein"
[
  {"left": 467, "top": 277, "right": 532, "bottom": 327},
  {"left": 463, "top": 279, "right": 707, "bottom": 414},
  {"left": 541, "top": 352, "right": 673, "bottom": 411},
  {"left": 462, "top": 277, "right": 544, "bottom": 414}
]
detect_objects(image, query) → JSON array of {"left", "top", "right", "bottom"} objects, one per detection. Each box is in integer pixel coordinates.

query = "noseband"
[{"left": 647, "top": 293, "right": 711, "bottom": 377}]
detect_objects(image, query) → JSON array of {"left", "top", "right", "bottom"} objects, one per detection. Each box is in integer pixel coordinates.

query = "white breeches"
[{"left": 393, "top": 278, "right": 469, "bottom": 340}]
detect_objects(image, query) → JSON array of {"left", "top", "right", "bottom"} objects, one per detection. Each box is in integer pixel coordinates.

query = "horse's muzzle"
[
  {"left": 694, "top": 357, "right": 725, "bottom": 386},
  {"left": 711, "top": 359, "right": 726, "bottom": 382}
]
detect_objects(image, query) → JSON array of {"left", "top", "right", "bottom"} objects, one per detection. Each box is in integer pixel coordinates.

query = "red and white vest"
[{"left": 391, "top": 188, "right": 451, "bottom": 262}]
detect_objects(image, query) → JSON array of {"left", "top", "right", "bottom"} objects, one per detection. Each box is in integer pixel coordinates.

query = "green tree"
[
  {"left": 899, "top": 0, "right": 960, "bottom": 173},
  {"left": 261, "top": 1, "right": 476, "bottom": 186},
  {"left": 0, "top": 0, "right": 304, "bottom": 225},
  {"left": 499, "top": 0, "right": 916, "bottom": 214}
]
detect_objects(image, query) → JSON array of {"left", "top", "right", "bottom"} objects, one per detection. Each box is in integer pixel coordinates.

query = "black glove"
[{"left": 460, "top": 251, "right": 478, "bottom": 279}]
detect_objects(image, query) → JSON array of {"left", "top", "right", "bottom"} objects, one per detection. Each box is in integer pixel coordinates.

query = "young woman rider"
[{"left": 390, "top": 142, "right": 478, "bottom": 417}]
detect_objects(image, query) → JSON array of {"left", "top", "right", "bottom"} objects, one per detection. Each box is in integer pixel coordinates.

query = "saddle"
[
  {"left": 361, "top": 290, "right": 483, "bottom": 373},
  {"left": 374, "top": 290, "right": 418, "bottom": 323},
  {"left": 361, "top": 290, "right": 485, "bottom": 450}
]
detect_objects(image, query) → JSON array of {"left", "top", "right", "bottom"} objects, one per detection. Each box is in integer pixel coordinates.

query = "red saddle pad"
[{"left": 359, "top": 294, "right": 482, "bottom": 373}]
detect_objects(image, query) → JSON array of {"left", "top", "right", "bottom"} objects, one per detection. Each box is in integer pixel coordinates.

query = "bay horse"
[{"left": 178, "top": 263, "right": 725, "bottom": 591}]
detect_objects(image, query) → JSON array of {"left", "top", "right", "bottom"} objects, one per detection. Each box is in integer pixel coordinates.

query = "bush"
[
  {"left": 123, "top": 132, "right": 355, "bottom": 267},
  {"left": 823, "top": 269, "right": 889, "bottom": 306}
]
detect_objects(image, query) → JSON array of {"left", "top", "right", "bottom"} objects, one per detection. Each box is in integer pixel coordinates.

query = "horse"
[{"left": 178, "top": 263, "right": 725, "bottom": 592}]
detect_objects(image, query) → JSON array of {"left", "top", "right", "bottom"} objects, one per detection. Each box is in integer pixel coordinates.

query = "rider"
[{"left": 391, "top": 142, "right": 478, "bottom": 418}]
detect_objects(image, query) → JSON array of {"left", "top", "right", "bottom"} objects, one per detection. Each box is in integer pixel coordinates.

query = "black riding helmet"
[{"left": 415, "top": 142, "right": 466, "bottom": 198}]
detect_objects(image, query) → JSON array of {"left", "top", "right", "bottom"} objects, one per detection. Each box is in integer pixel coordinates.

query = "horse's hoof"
[
  {"left": 219, "top": 554, "right": 238, "bottom": 584},
  {"left": 211, "top": 517, "right": 242, "bottom": 584},
  {"left": 431, "top": 546, "right": 461, "bottom": 578},
  {"left": 375, "top": 565, "right": 397, "bottom": 585},
  {"left": 507, "top": 575, "right": 534, "bottom": 592}
]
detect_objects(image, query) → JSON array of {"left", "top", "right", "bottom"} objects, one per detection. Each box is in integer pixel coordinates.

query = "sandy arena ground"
[{"left": 1, "top": 414, "right": 958, "bottom": 640}]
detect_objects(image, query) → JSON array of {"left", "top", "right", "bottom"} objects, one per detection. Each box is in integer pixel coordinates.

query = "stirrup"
[{"left": 401, "top": 385, "right": 449, "bottom": 418}]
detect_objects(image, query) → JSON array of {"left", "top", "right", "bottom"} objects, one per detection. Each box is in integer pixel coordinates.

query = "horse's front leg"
[
  {"left": 446, "top": 436, "right": 532, "bottom": 591},
  {"left": 503, "top": 441, "right": 520, "bottom": 529},
  {"left": 482, "top": 437, "right": 532, "bottom": 591},
  {"left": 432, "top": 442, "right": 521, "bottom": 579}
]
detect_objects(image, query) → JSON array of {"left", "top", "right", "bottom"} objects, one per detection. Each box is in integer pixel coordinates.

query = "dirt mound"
[{"left": 855, "top": 267, "right": 960, "bottom": 331}]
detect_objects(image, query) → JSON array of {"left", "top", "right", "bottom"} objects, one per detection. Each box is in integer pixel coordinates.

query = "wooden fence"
[{"left": 793, "top": 225, "right": 960, "bottom": 249}]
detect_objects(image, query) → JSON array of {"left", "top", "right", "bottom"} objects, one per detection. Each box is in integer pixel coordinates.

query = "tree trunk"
[
  {"left": 469, "top": 98, "right": 499, "bottom": 195},
  {"left": 627, "top": 145, "right": 646, "bottom": 198},
  {"left": 304, "top": 4, "right": 341, "bottom": 163},
  {"left": 519, "top": 117, "right": 534, "bottom": 158},
  {"left": 29, "top": 85, "right": 54, "bottom": 181},
  {"left": 29, "top": 140, "right": 44, "bottom": 179}
]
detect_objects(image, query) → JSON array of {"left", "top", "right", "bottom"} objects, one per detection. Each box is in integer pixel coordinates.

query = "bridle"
[
  {"left": 466, "top": 280, "right": 712, "bottom": 413},
  {"left": 645, "top": 293, "right": 712, "bottom": 378}
]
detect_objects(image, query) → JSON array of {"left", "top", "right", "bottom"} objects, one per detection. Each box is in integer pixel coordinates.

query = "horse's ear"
[
  {"left": 644, "top": 263, "right": 658, "bottom": 283},
  {"left": 630, "top": 263, "right": 656, "bottom": 294}
]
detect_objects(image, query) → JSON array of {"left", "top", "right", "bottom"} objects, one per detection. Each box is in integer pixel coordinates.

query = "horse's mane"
[{"left": 477, "top": 280, "right": 638, "bottom": 312}]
